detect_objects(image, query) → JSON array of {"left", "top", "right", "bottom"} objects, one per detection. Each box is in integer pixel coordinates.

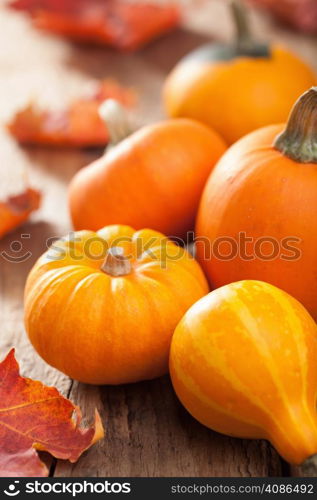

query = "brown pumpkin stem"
[
  {"left": 299, "top": 454, "right": 317, "bottom": 476},
  {"left": 101, "top": 247, "right": 132, "bottom": 277},
  {"left": 231, "top": 0, "right": 254, "bottom": 52},
  {"left": 99, "top": 99, "right": 132, "bottom": 148},
  {"left": 274, "top": 87, "right": 317, "bottom": 163}
]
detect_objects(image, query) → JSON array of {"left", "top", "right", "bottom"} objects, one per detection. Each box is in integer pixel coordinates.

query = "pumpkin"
[
  {"left": 0, "top": 187, "right": 41, "bottom": 239},
  {"left": 170, "top": 280, "right": 317, "bottom": 465},
  {"left": 68, "top": 108, "right": 226, "bottom": 239},
  {"left": 24, "top": 224, "right": 209, "bottom": 385},
  {"left": 163, "top": 1, "right": 316, "bottom": 144},
  {"left": 196, "top": 87, "right": 317, "bottom": 320}
]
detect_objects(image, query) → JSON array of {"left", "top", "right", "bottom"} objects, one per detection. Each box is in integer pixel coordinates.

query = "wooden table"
[{"left": 0, "top": 1, "right": 316, "bottom": 478}]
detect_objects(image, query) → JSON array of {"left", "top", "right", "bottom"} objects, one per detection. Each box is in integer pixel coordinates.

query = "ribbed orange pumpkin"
[
  {"left": 24, "top": 225, "right": 209, "bottom": 385},
  {"left": 170, "top": 280, "right": 317, "bottom": 465},
  {"left": 196, "top": 87, "right": 317, "bottom": 320},
  {"left": 163, "top": 1, "right": 316, "bottom": 144},
  {"left": 68, "top": 118, "right": 226, "bottom": 239}
]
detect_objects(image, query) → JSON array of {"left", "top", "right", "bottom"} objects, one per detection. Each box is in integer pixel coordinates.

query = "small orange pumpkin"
[
  {"left": 196, "top": 87, "right": 317, "bottom": 320},
  {"left": 170, "top": 280, "right": 317, "bottom": 465},
  {"left": 68, "top": 112, "right": 226, "bottom": 239},
  {"left": 163, "top": 1, "right": 316, "bottom": 144},
  {"left": 24, "top": 224, "right": 209, "bottom": 385}
]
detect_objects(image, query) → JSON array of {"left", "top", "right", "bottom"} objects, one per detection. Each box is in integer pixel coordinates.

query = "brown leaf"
[
  {"left": 247, "top": 0, "right": 317, "bottom": 33},
  {"left": 0, "top": 350, "right": 104, "bottom": 477},
  {"left": 8, "top": 79, "right": 136, "bottom": 147},
  {"left": 8, "top": 0, "right": 180, "bottom": 50}
]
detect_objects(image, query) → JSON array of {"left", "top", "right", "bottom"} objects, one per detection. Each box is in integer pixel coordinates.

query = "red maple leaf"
[
  {"left": 8, "top": 0, "right": 180, "bottom": 50},
  {"left": 0, "top": 350, "right": 104, "bottom": 477},
  {"left": 7, "top": 79, "right": 135, "bottom": 147},
  {"left": 0, "top": 189, "right": 41, "bottom": 239}
]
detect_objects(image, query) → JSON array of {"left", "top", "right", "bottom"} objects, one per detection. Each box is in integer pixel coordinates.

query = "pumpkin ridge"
[{"left": 24, "top": 225, "right": 209, "bottom": 384}]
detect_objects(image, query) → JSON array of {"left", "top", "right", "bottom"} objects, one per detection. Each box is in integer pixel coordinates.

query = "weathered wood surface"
[{"left": 0, "top": 0, "right": 316, "bottom": 477}]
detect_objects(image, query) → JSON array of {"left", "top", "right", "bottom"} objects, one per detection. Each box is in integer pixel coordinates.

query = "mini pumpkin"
[
  {"left": 24, "top": 224, "right": 209, "bottom": 385},
  {"left": 163, "top": 1, "right": 316, "bottom": 144},
  {"left": 196, "top": 87, "right": 317, "bottom": 320},
  {"left": 68, "top": 104, "right": 226, "bottom": 239},
  {"left": 170, "top": 280, "right": 317, "bottom": 466}
]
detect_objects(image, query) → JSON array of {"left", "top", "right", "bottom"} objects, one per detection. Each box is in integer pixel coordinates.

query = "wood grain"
[
  {"left": 54, "top": 377, "right": 282, "bottom": 477},
  {"left": 0, "top": 0, "right": 315, "bottom": 477}
]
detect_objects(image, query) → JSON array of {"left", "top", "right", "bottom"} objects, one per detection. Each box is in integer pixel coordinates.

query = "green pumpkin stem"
[
  {"left": 274, "top": 87, "right": 317, "bottom": 163},
  {"left": 231, "top": 0, "right": 253, "bottom": 51},
  {"left": 230, "top": 1, "right": 269, "bottom": 57},
  {"left": 101, "top": 247, "right": 132, "bottom": 277}
]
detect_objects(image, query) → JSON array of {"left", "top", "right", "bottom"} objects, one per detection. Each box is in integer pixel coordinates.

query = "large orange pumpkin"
[
  {"left": 68, "top": 117, "right": 226, "bottom": 239},
  {"left": 196, "top": 87, "right": 317, "bottom": 319},
  {"left": 170, "top": 280, "right": 317, "bottom": 465},
  {"left": 163, "top": 1, "right": 316, "bottom": 144},
  {"left": 24, "top": 225, "right": 209, "bottom": 385}
]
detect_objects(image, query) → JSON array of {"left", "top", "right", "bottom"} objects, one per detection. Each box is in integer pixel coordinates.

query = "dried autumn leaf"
[
  {"left": 8, "top": 79, "right": 135, "bottom": 147},
  {"left": 8, "top": 0, "right": 180, "bottom": 50},
  {"left": 0, "top": 161, "right": 41, "bottom": 238},
  {"left": 0, "top": 350, "right": 104, "bottom": 477},
  {"left": 247, "top": 0, "right": 317, "bottom": 33},
  {"left": 8, "top": 80, "right": 135, "bottom": 147},
  {"left": 0, "top": 189, "right": 41, "bottom": 239}
]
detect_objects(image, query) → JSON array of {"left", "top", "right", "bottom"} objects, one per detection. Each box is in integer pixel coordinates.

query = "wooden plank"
[
  {"left": 54, "top": 377, "right": 282, "bottom": 477},
  {"left": 0, "top": 0, "right": 315, "bottom": 477}
]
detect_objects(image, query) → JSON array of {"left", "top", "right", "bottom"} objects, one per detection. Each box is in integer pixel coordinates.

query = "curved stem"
[
  {"left": 99, "top": 99, "right": 132, "bottom": 148},
  {"left": 101, "top": 247, "right": 132, "bottom": 277},
  {"left": 231, "top": 0, "right": 254, "bottom": 52},
  {"left": 274, "top": 87, "right": 317, "bottom": 163}
]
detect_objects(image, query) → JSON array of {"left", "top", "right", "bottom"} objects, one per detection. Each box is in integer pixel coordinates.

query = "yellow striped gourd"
[{"left": 170, "top": 280, "right": 317, "bottom": 464}]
